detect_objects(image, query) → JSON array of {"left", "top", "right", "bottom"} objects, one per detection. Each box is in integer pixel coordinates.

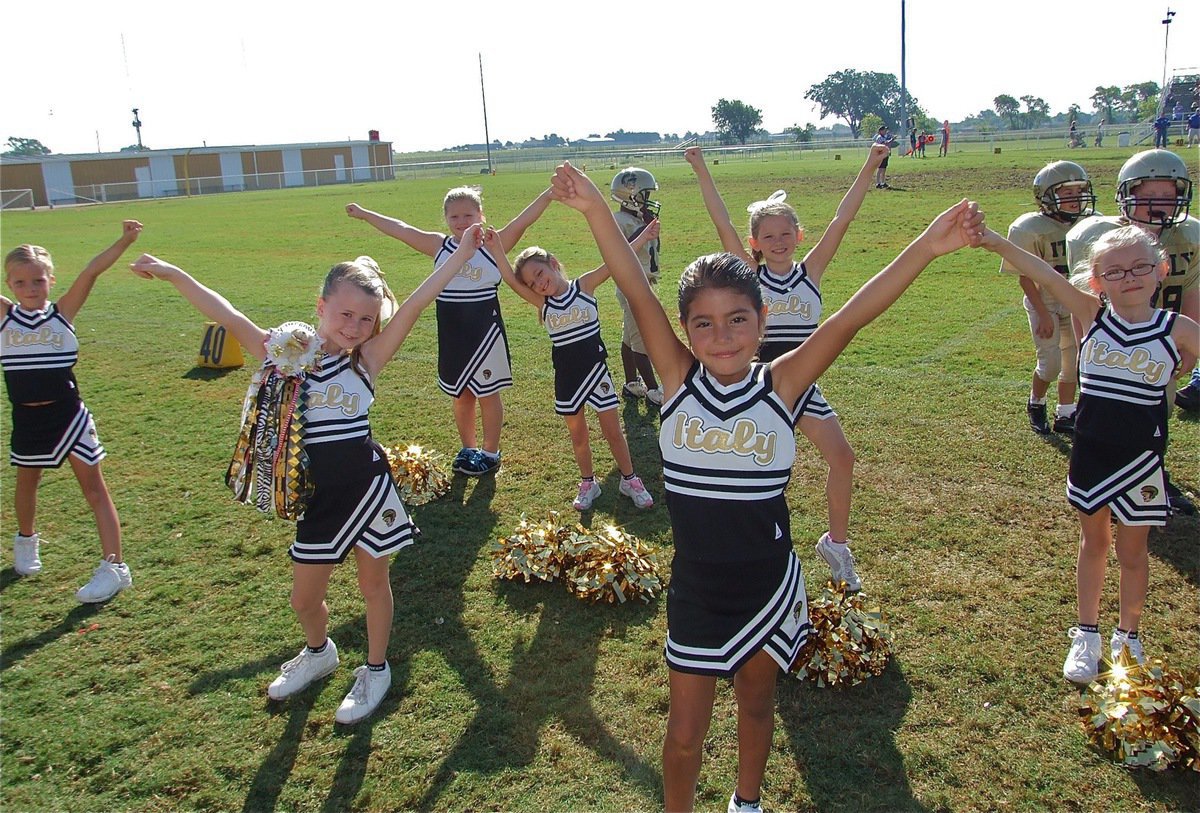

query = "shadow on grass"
[
  {"left": 182, "top": 366, "right": 245, "bottom": 381},
  {"left": 777, "top": 660, "right": 928, "bottom": 813},
  {"left": 0, "top": 603, "right": 101, "bottom": 673},
  {"left": 413, "top": 579, "right": 662, "bottom": 810},
  {"left": 1149, "top": 517, "right": 1200, "bottom": 587}
]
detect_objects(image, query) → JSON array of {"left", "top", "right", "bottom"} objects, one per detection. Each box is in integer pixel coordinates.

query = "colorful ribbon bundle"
[{"left": 790, "top": 581, "right": 893, "bottom": 688}]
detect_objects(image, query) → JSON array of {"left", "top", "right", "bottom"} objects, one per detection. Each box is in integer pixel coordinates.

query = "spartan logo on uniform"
[
  {"left": 382, "top": 509, "right": 397, "bottom": 527},
  {"left": 793, "top": 601, "right": 804, "bottom": 621},
  {"left": 1140, "top": 485, "right": 1159, "bottom": 503},
  {"left": 483, "top": 369, "right": 492, "bottom": 380},
  {"left": 618, "top": 172, "right": 640, "bottom": 193},
  {"left": 600, "top": 382, "right": 611, "bottom": 394}
]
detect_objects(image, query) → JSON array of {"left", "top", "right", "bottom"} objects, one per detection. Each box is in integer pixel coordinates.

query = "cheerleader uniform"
[
  {"left": 290, "top": 352, "right": 417, "bottom": 564},
  {"left": 542, "top": 280, "right": 618, "bottom": 415},
  {"left": 1067, "top": 306, "right": 1178, "bottom": 525},
  {"left": 659, "top": 361, "right": 810, "bottom": 676},
  {"left": 1, "top": 303, "right": 105, "bottom": 467},
  {"left": 756, "top": 262, "right": 834, "bottom": 420},
  {"left": 433, "top": 236, "right": 512, "bottom": 397}
]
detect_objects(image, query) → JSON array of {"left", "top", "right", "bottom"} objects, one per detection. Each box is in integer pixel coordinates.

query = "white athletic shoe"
[
  {"left": 13, "top": 532, "right": 41, "bottom": 576},
  {"left": 728, "top": 793, "right": 763, "bottom": 813},
  {"left": 644, "top": 387, "right": 664, "bottom": 407},
  {"left": 267, "top": 640, "right": 339, "bottom": 699},
  {"left": 622, "top": 380, "right": 648, "bottom": 400},
  {"left": 335, "top": 663, "right": 391, "bottom": 724},
  {"left": 1063, "top": 627, "right": 1102, "bottom": 684},
  {"left": 619, "top": 476, "right": 654, "bottom": 509},
  {"left": 814, "top": 533, "right": 862, "bottom": 592},
  {"left": 75, "top": 555, "right": 132, "bottom": 603},
  {"left": 1110, "top": 630, "right": 1146, "bottom": 666},
  {"left": 572, "top": 479, "right": 602, "bottom": 511}
]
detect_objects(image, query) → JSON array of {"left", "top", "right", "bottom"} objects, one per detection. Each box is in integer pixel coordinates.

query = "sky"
[{"left": 4, "top": 0, "right": 1197, "bottom": 157}]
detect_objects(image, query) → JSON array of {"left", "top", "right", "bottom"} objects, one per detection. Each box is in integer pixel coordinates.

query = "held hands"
[
  {"left": 549, "top": 162, "right": 606, "bottom": 214},
  {"left": 683, "top": 146, "right": 705, "bottom": 169},
  {"left": 918, "top": 200, "right": 986, "bottom": 257},
  {"left": 453, "top": 224, "right": 486, "bottom": 256},
  {"left": 129, "top": 253, "right": 182, "bottom": 281},
  {"left": 480, "top": 225, "right": 503, "bottom": 254},
  {"left": 121, "top": 220, "right": 144, "bottom": 242}
]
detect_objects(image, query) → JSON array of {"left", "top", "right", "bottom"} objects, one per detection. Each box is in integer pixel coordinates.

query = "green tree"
[
  {"left": 1091, "top": 85, "right": 1121, "bottom": 122},
  {"left": 993, "top": 94, "right": 1021, "bottom": 129},
  {"left": 3, "top": 136, "right": 51, "bottom": 156},
  {"left": 860, "top": 113, "right": 884, "bottom": 139},
  {"left": 1021, "top": 95, "right": 1050, "bottom": 129},
  {"left": 1119, "top": 81, "right": 1159, "bottom": 122},
  {"left": 805, "top": 69, "right": 913, "bottom": 138},
  {"left": 711, "top": 98, "right": 763, "bottom": 145},
  {"left": 785, "top": 123, "right": 816, "bottom": 143}
]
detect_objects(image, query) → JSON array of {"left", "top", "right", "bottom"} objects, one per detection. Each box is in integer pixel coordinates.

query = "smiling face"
[
  {"left": 1091, "top": 243, "right": 1165, "bottom": 313},
  {"left": 749, "top": 213, "right": 801, "bottom": 271},
  {"left": 681, "top": 287, "right": 766, "bottom": 385},
  {"left": 516, "top": 256, "right": 567, "bottom": 298},
  {"left": 444, "top": 198, "right": 484, "bottom": 240},
  {"left": 5, "top": 260, "right": 54, "bottom": 310},
  {"left": 316, "top": 282, "right": 381, "bottom": 354}
]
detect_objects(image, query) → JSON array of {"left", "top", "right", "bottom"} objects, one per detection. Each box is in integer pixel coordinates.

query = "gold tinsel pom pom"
[
  {"left": 383, "top": 444, "right": 450, "bottom": 506},
  {"left": 790, "top": 581, "right": 892, "bottom": 687},
  {"left": 1078, "top": 657, "right": 1200, "bottom": 771},
  {"left": 491, "top": 514, "right": 663, "bottom": 604}
]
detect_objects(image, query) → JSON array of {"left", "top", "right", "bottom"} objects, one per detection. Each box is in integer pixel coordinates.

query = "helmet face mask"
[
  {"left": 611, "top": 167, "right": 660, "bottom": 216},
  {"left": 1116, "top": 149, "right": 1194, "bottom": 228},
  {"left": 1033, "top": 161, "right": 1096, "bottom": 222}
]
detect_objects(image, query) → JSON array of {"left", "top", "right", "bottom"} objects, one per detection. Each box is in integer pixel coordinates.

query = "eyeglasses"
[{"left": 1098, "top": 262, "right": 1157, "bottom": 281}]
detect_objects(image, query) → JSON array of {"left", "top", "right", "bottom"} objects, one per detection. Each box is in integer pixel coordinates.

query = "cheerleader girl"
[
  {"left": 2, "top": 221, "right": 142, "bottom": 602},
  {"left": 129, "top": 226, "right": 486, "bottom": 724},
  {"left": 548, "top": 161, "right": 981, "bottom": 813},
  {"left": 346, "top": 186, "right": 552, "bottom": 477},
  {"left": 979, "top": 225, "right": 1199, "bottom": 685},
  {"left": 499, "top": 220, "right": 660, "bottom": 511},
  {"left": 684, "top": 144, "right": 890, "bottom": 592}
]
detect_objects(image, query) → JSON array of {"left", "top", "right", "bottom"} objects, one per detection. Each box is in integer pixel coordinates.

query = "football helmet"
[
  {"left": 1033, "top": 161, "right": 1096, "bottom": 222},
  {"left": 1116, "top": 149, "right": 1193, "bottom": 227},
  {"left": 610, "top": 167, "right": 660, "bottom": 216}
]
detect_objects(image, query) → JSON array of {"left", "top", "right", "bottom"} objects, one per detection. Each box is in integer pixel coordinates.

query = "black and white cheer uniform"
[
  {"left": 290, "top": 352, "right": 417, "bottom": 563},
  {"left": 433, "top": 237, "right": 513, "bottom": 398},
  {"left": 542, "top": 280, "right": 618, "bottom": 415},
  {"left": 1067, "top": 306, "right": 1179, "bottom": 526},
  {"left": 756, "top": 262, "right": 833, "bottom": 420},
  {"left": 1, "top": 302, "right": 105, "bottom": 467},
  {"left": 659, "top": 361, "right": 810, "bottom": 676}
]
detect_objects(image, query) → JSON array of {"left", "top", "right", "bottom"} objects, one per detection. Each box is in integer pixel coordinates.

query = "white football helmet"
[
  {"left": 1116, "top": 149, "right": 1193, "bottom": 227},
  {"left": 1032, "top": 161, "right": 1096, "bottom": 222},
  {"left": 610, "top": 167, "right": 660, "bottom": 216}
]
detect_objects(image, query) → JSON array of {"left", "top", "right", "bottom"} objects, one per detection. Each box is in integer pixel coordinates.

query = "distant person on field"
[
  {"left": 1153, "top": 114, "right": 1170, "bottom": 149},
  {"left": 1068, "top": 120, "right": 1083, "bottom": 149},
  {"left": 873, "top": 126, "right": 895, "bottom": 188},
  {"left": 939, "top": 119, "right": 950, "bottom": 157},
  {"left": 1094, "top": 118, "right": 1105, "bottom": 147},
  {"left": 2, "top": 221, "right": 142, "bottom": 602},
  {"left": 346, "top": 185, "right": 553, "bottom": 477},
  {"left": 609, "top": 167, "right": 666, "bottom": 406},
  {"left": 1188, "top": 108, "right": 1200, "bottom": 146},
  {"left": 907, "top": 116, "right": 918, "bottom": 157},
  {"left": 1000, "top": 161, "right": 1097, "bottom": 437},
  {"left": 130, "top": 229, "right": 486, "bottom": 723}
]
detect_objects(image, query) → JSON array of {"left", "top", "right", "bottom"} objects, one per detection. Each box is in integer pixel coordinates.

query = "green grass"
[{"left": 2, "top": 146, "right": 1198, "bottom": 812}]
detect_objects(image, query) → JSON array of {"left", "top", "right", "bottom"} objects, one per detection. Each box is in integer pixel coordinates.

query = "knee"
[
  {"left": 1036, "top": 353, "right": 1062, "bottom": 384},
  {"left": 358, "top": 568, "right": 392, "bottom": 603},
  {"left": 290, "top": 588, "right": 325, "bottom": 617},
  {"left": 664, "top": 722, "right": 707, "bottom": 761}
]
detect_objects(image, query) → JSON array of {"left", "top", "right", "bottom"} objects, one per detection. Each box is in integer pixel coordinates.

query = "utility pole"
[
  {"left": 900, "top": 0, "right": 907, "bottom": 133},
  {"left": 479, "top": 54, "right": 493, "bottom": 174},
  {"left": 132, "top": 108, "right": 143, "bottom": 150},
  {"left": 1160, "top": 8, "right": 1176, "bottom": 116}
]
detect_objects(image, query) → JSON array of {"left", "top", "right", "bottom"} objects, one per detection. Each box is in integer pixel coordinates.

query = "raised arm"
[
  {"left": 802, "top": 145, "right": 889, "bottom": 282},
  {"left": 578, "top": 218, "right": 660, "bottom": 295},
  {"left": 684, "top": 147, "right": 751, "bottom": 260},
  {"left": 497, "top": 188, "right": 554, "bottom": 252},
  {"left": 359, "top": 225, "right": 486, "bottom": 375},
  {"left": 345, "top": 203, "right": 444, "bottom": 258},
  {"left": 56, "top": 221, "right": 143, "bottom": 321},
  {"left": 550, "top": 163, "right": 693, "bottom": 393},
  {"left": 772, "top": 200, "right": 983, "bottom": 406},
  {"left": 490, "top": 229, "right": 543, "bottom": 308},
  {"left": 129, "top": 254, "right": 268, "bottom": 361},
  {"left": 978, "top": 228, "right": 1100, "bottom": 327}
]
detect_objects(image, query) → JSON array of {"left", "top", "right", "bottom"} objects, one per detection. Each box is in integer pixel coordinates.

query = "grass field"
[{"left": 1, "top": 146, "right": 1197, "bottom": 812}]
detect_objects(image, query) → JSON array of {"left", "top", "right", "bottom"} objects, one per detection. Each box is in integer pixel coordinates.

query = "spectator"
[
  {"left": 1188, "top": 107, "right": 1200, "bottom": 147},
  {"left": 1153, "top": 114, "right": 1171, "bottom": 149},
  {"left": 1094, "top": 118, "right": 1105, "bottom": 147}
]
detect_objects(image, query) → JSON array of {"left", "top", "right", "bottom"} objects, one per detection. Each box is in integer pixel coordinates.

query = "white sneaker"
[
  {"left": 619, "top": 476, "right": 654, "bottom": 509},
  {"left": 13, "top": 532, "right": 41, "bottom": 576},
  {"left": 335, "top": 663, "right": 391, "bottom": 724},
  {"left": 622, "top": 380, "right": 648, "bottom": 399},
  {"left": 75, "top": 555, "right": 132, "bottom": 603},
  {"left": 1110, "top": 630, "right": 1146, "bottom": 666},
  {"left": 267, "top": 640, "right": 339, "bottom": 699},
  {"left": 572, "top": 479, "right": 602, "bottom": 511},
  {"left": 644, "top": 387, "right": 664, "bottom": 407},
  {"left": 1063, "top": 627, "right": 1102, "bottom": 684},
  {"left": 728, "top": 793, "right": 762, "bottom": 813},
  {"left": 814, "top": 533, "right": 862, "bottom": 591}
]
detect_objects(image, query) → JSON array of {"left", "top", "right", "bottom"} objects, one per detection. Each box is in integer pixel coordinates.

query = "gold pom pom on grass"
[
  {"left": 382, "top": 444, "right": 450, "bottom": 506},
  {"left": 790, "top": 581, "right": 893, "bottom": 688},
  {"left": 1078, "top": 656, "right": 1200, "bottom": 771},
  {"left": 491, "top": 514, "right": 663, "bottom": 605}
]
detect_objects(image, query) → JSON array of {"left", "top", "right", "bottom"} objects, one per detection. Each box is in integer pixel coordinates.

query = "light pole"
[
  {"left": 900, "top": 0, "right": 907, "bottom": 134},
  {"left": 131, "top": 108, "right": 143, "bottom": 150},
  {"left": 1160, "top": 9, "right": 1175, "bottom": 116}
]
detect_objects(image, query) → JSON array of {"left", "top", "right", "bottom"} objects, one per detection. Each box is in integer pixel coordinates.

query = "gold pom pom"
[
  {"left": 491, "top": 516, "right": 663, "bottom": 605},
  {"left": 1078, "top": 656, "right": 1200, "bottom": 771},
  {"left": 383, "top": 444, "right": 450, "bottom": 506},
  {"left": 790, "top": 581, "right": 893, "bottom": 688}
]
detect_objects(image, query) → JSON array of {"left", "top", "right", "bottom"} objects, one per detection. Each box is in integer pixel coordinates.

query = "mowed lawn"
[{"left": 1, "top": 145, "right": 1197, "bottom": 812}]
